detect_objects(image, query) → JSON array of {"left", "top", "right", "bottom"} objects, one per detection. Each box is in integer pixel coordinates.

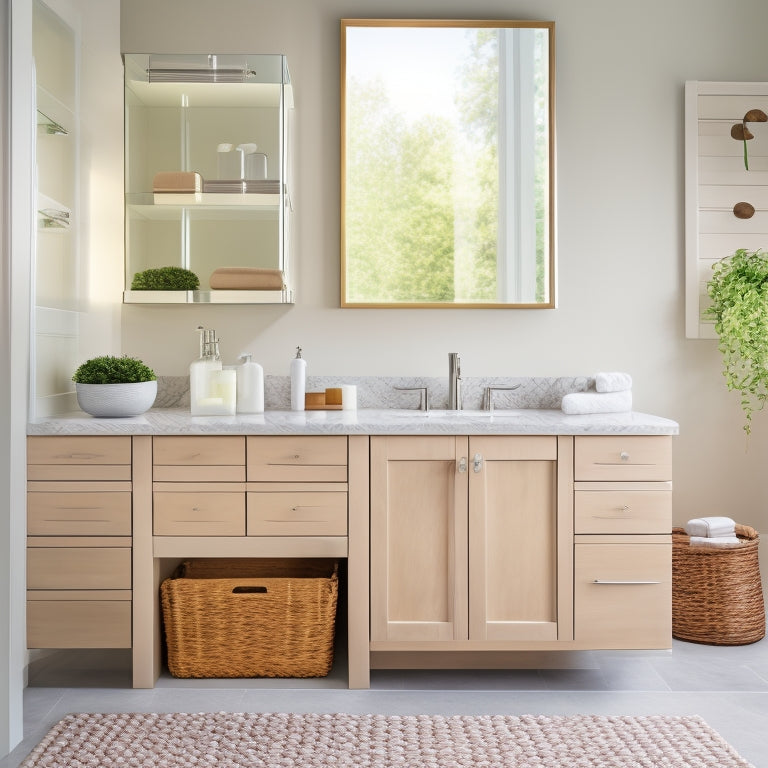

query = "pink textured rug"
[{"left": 20, "top": 712, "right": 754, "bottom": 767}]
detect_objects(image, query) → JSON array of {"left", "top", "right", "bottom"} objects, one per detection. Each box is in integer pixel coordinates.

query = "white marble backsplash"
[{"left": 156, "top": 375, "right": 593, "bottom": 411}]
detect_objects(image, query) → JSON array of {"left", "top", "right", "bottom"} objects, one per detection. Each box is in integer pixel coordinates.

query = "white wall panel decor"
[{"left": 685, "top": 81, "right": 768, "bottom": 339}]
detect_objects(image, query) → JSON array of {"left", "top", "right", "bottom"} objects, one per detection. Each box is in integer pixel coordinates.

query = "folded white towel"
[
  {"left": 595, "top": 371, "right": 633, "bottom": 393},
  {"left": 561, "top": 389, "right": 632, "bottom": 415},
  {"left": 690, "top": 535, "right": 742, "bottom": 548},
  {"left": 684, "top": 517, "right": 736, "bottom": 538}
]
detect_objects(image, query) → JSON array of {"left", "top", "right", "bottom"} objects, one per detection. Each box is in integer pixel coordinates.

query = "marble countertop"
[{"left": 27, "top": 408, "right": 679, "bottom": 436}]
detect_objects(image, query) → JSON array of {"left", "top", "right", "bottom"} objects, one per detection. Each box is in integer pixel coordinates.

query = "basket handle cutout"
[{"left": 232, "top": 586, "right": 268, "bottom": 594}]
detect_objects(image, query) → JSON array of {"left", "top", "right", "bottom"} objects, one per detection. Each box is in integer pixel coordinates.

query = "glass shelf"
[{"left": 123, "top": 53, "right": 293, "bottom": 305}]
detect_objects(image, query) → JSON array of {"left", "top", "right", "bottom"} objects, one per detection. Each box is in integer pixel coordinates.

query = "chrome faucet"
[{"left": 448, "top": 352, "right": 462, "bottom": 410}]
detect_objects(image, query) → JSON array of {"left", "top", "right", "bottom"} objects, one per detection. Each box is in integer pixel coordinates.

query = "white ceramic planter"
[{"left": 75, "top": 380, "right": 157, "bottom": 418}]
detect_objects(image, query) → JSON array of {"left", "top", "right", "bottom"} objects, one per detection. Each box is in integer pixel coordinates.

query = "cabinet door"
[
  {"left": 469, "top": 436, "right": 560, "bottom": 642},
  {"left": 370, "top": 436, "right": 468, "bottom": 642}
]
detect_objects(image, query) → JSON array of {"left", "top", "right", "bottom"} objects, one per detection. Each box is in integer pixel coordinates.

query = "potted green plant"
[
  {"left": 72, "top": 355, "right": 157, "bottom": 417},
  {"left": 131, "top": 266, "right": 200, "bottom": 291},
  {"left": 706, "top": 248, "right": 768, "bottom": 433}
]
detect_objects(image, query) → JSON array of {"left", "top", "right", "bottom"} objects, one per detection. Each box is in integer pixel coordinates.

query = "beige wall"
[{"left": 120, "top": 0, "right": 768, "bottom": 579}]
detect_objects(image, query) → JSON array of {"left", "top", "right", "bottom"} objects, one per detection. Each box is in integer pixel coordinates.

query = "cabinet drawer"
[
  {"left": 247, "top": 491, "right": 347, "bottom": 536},
  {"left": 27, "top": 547, "right": 131, "bottom": 590},
  {"left": 153, "top": 436, "right": 245, "bottom": 481},
  {"left": 574, "top": 436, "right": 672, "bottom": 481},
  {"left": 575, "top": 488, "right": 671, "bottom": 534},
  {"left": 27, "top": 436, "right": 132, "bottom": 481},
  {"left": 247, "top": 436, "right": 348, "bottom": 482},
  {"left": 153, "top": 491, "right": 245, "bottom": 536},
  {"left": 27, "top": 490, "right": 131, "bottom": 536},
  {"left": 27, "top": 598, "right": 131, "bottom": 648},
  {"left": 574, "top": 541, "right": 671, "bottom": 647}
]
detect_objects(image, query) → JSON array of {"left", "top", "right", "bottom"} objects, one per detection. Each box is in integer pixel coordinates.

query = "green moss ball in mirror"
[
  {"left": 131, "top": 266, "right": 200, "bottom": 291},
  {"left": 73, "top": 355, "right": 156, "bottom": 384}
]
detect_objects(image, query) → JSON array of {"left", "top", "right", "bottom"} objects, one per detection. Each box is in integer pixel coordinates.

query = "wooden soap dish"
[{"left": 305, "top": 390, "right": 343, "bottom": 410}]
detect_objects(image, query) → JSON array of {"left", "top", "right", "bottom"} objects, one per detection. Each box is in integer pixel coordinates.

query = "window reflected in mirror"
[{"left": 341, "top": 20, "right": 555, "bottom": 308}]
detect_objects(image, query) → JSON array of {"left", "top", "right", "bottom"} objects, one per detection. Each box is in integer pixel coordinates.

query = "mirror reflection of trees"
[
  {"left": 346, "top": 78, "right": 456, "bottom": 302},
  {"left": 343, "top": 24, "right": 550, "bottom": 306}
]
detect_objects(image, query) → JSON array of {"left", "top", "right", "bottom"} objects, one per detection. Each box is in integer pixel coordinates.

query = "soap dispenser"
[
  {"left": 237, "top": 353, "right": 264, "bottom": 414},
  {"left": 290, "top": 346, "right": 306, "bottom": 411},
  {"left": 189, "top": 326, "right": 236, "bottom": 416}
]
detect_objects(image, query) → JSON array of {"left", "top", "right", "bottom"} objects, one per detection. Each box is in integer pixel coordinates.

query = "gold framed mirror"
[{"left": 341, "top": 19, "right": 555, "bottom": 308}]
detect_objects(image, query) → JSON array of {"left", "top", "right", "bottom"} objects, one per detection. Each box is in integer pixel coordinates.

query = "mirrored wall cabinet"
[{"left": 123, "top": 54, "right": 294, "bottom": 304}]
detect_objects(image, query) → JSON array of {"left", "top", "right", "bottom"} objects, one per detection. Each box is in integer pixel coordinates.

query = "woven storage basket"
[
  {"left": 672, "top": 525, "right": 765, "bottom": 645},
  {"left": 160, "top": 558, "right": 338, "bottom": 678}
]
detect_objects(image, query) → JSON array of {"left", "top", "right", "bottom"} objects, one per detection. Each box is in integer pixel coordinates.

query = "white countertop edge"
[{"left": 27, "top": 408, "right": 680, "bottom": 436}]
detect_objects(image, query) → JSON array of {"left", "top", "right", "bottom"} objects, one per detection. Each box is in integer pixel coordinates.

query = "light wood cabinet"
[
  {"left": 573, "top": 436, "right": 672, "bottom": 648},
  {"left": 370, "top": 435, "right": 573, "bottom": 647},
  {"left": 26, "top": 430, "right": 673, "bottom": 684},
  {"left": 26, "top": 436, "right": 133, "bottom": 649}
]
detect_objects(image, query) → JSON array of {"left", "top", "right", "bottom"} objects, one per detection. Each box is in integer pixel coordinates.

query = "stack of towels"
[
  {"left": 684, "top": 516, "right": 742, "bottom": 547},
  {"left": 561, "top": 372, "right": 633, "bottom": 415}
]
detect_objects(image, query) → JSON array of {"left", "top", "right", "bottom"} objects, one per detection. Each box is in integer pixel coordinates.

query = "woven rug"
[{"left": 20, "top": 712, "right": 754, "bottom": 768}]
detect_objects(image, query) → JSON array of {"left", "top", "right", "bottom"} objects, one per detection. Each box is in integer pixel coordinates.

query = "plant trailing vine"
[{"left": 706, "top": 248, "right": 768, "bottom": 433}]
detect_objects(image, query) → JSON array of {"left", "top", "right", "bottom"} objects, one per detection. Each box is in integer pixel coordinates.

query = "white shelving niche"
[{"left": 123, "top": 53, "right": 294, "bottom": 305}]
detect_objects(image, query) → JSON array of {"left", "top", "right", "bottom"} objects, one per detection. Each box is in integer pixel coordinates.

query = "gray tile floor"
[{"left": 3, "top": 638, "right": 767, "bottom": 767}]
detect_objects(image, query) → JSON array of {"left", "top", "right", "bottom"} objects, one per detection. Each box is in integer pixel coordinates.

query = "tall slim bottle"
[{"left": 290, "top": 346, "right": 306, "bottom": 411}]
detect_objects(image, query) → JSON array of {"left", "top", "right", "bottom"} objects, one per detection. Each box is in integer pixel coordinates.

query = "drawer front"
[
  {"left": 27, "top": 491, "right": 131, "bottom": 536},
  {"left": 27, "top": 436, "right": 132, "bottom": 481},
  {"left": 153, "top": 492, "right": 245, "bottom": 536},
  {"left": 27, "top": 436, "right": 132, "bottom": 465},
  {"left": 27, "top": 547, "right": 131, "bottom": 590},
  {"left": 574, "top": 436, "right": 672, "bottom": 481},
  {"left": 574, "top": 542, "right": 671, "bottom": 647},
  {"left": 247, "top": 492, "right": 348, "bottom": 536},
  {"left": 154, "top": 436, "right": 246, "bottom": 481},
  {"left": 575, "top": 489, "right": 671, "bottom": 534},
  {"left": 247, "top": 436, "right": 347, "bottom": 482},
  {"left": 154, "top": 436, "right": 245, "bottom": 466},
  {"left": 27, "top": 599, "right": 131, "bottom": 648}
]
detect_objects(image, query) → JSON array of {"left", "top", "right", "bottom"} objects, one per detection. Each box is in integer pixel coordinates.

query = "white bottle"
[
  {"left": 237, "top": 353, "right": 264, "bottom": 413},
  {"left": 290, "top": 346, "right": 306, "bottom": 411}
]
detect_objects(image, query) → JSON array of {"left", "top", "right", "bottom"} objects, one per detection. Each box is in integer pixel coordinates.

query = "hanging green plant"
[{"left": 706, "top": 248, "right": 768, "bottom": 433}]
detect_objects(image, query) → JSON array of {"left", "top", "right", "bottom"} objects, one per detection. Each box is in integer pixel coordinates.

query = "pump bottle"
[{"left": 290, "top": 346, "right": 306, "bottom": 411}]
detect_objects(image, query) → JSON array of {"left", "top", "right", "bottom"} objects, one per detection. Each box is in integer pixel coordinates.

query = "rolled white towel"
[
  {"left": 684, "top": 516, "right": 736, "bottom": 538},
  {"left": 690, "top": 535, "right": 742, "bottom": 548},
  {"left": 595, "top": 371, "right": 633, "bottom": 393},
  {"left": 561, "top": 389, "right": 632, "bottom": 415}
]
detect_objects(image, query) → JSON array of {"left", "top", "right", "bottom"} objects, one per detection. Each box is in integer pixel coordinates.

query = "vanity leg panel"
[
  {"left": 131, "top": 435, "right": 158, "bottom": 688},
  {"left": 347, "top": 435, "right": 370, "bottom": 689},
  {"left": 557, "top": 436, "right": 574, "bottom": 641}
]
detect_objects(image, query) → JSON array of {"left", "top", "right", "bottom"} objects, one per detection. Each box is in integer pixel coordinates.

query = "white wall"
[
  {"left": 121, "top": 0, "right": 768, "bottom": 579},
  {"left": 3, "top": 0, "right": 33, "bottom": 753}
]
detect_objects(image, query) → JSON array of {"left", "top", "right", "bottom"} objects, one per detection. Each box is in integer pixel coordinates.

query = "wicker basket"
[
  {"left": 160, "top": 558, "right": 338, "bottom": 678},
  {"left": 672, "top": 525, "right": 765, "bottom": 645}
]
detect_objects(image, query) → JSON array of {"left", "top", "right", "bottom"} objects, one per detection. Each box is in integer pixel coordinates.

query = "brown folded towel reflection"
[
  {"left": 209, "top": 268, "right": 285, "bottom": 290},
  {"left": 153, "top": 171, "right": 203, "bottom": 193}
]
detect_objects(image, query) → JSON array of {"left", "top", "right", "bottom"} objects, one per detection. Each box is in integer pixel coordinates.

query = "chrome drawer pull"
[
  {"left": 458, "top": 457, "right": 467, "bottom": 474},
  {"left": 473, "top": 453, "right": 483, "bottom": 473},
  {"left": 593, "top": 579, "right": 661, "bottom": 585}
]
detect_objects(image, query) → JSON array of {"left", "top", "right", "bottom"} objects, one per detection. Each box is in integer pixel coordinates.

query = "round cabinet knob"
[{"left": 619, "top": 451, "right": 630, "bottom": 462}]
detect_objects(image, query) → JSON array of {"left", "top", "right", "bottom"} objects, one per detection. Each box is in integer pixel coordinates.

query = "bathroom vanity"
[{"left": 26, "top": 407, "right": 677, "bottom": 689}]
